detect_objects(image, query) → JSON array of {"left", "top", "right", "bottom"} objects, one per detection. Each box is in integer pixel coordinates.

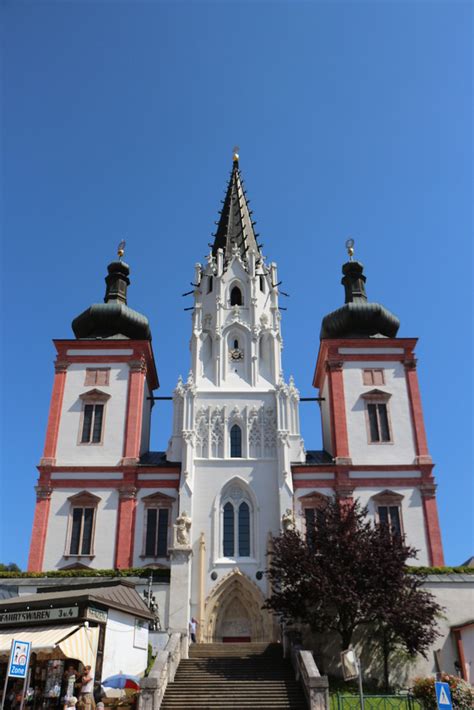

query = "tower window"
[
  {"left": 85, "top": 368, "right": 110, "bottom": 386},
  {"left": 208, "top": 276, "right": 213, "bottom": 294},
  {"left": 372, "top": 491, "right": 404, "bottom": 539},
  {"left": 367, "top": 403, "right": 391, "bottom": 442},
  {"left": 65, "top": 491, "right": 100, "bottom": 557},
  {"left": 230, "top": 286, "right": 243, "bottom": 306},
  {"left": 362, "top": 369, "right": 385, "bottom": 386},
  {"left": 233, "top": 339, "right": 239, "bottom": 349},
  {"left": 259, "top": 275, "right": 265, "bottom": 293},
  {"left": 230, "top": 424, "right": 242, "bottom": 458},
  {"left": 145, "top": 508, "right": 170, "bottom": 557},
  {"left": 81, "top": 404, "right": 104, "bottom": 444}
]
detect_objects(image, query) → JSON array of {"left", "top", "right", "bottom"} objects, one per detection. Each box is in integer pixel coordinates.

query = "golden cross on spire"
[
  {"left": 345, "top": 238, "right": 355, "bottom": 261},
  {"left": 232, "top": 145, "right": 240, "bottom": 162},
  {"left": 117, "top": 239, "right": 126, "bottom": 260}
]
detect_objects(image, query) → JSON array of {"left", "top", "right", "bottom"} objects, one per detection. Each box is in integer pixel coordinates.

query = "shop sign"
[
  {"left": 85, "top": 606, "right": 108, "bottom": 623},
  {"left": 0, "top": 606, "right": 79, "bottom": 625},
  {"left": 8, "top": 639, "right": 32, "bottom": 678},
  {"left": 133, "top": 619, "right": 148, "bottom": 650}
]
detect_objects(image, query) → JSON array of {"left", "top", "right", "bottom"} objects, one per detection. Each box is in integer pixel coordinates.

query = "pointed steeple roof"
[{"left": 212, "top": 150, "right": 261, "bottom": 265}]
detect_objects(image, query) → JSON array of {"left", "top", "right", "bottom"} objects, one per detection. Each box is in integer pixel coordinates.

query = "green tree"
[{"left": 0, "top": 563, "right": 21, "bottom": 572}]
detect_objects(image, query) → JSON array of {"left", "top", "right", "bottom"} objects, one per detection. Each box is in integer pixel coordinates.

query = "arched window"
[
  {"left": 223, "top": 502, "right": 235, "bottom": 556},
  {"left": 230, "top": 425, "right": 242, "bottom": 458},
  {"left": 222, "top": 500, "right": 251, "bottom": 557},
  {"left": 230, "top": 286, "right": 243, "bottom": 306},
  {"left": 238, "top": 502, "right": 250, "bottom": 556},
  {"left": 207, "top": 276, "right": 213, "bottom": 293},
  {"left": 233, "top": 339, "right": 239, "bottom": 349}
]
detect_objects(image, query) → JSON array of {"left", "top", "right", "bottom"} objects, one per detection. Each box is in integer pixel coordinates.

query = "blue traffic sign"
[
  {"left": 435, "top": 682, "right": 452, "bottom": 710},
  {"left": 8, "top": 640, "right": 31, "bottom": 678}
]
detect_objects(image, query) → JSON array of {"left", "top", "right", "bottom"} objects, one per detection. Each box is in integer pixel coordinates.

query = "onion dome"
[
  {"left": 72, "top": 259, "right": 151, "bottom": 340},
  {"left": 320, "top": 259, "right": 400, "bottom": 339}
]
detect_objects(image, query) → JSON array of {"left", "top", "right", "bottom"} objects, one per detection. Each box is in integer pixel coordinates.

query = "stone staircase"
[{"left": 160, "top": 642, "right": 307, "bottom": 709}]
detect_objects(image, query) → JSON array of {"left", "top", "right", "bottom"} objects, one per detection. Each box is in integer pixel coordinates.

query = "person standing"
[
  {"left": 189, "top": 618, "right": 197, "bottom": 643},
  {"left": 79, "top": 666, "right": 95, "bottom": 710}
]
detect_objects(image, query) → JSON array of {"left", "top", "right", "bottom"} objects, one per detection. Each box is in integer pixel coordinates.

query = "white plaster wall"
[
  {"left": 102, "top": 608, "right": 148, "bottom": 679},
  {"left": 56, "top": 363, "right": 130, "bottom": 466},
  {"left": 189, "top": 457, "right": 281, "bottom": 608},
  {"left": 132, "top": 489, "right": 178, "bottom": 566},
  {"left": 42, "top": 488, "right": 118, "bottom": 570},
  {"left": 320, "top": 378, "right": 332, "bottom": 455},
  {"left": 402, "top": 578, "right": 474, "bottom": 684},
  {"left": 355, "top": 486, "right": 430, "bottom": 565},
  {"left": 343, "top": 361, "right": 417, "bottom": 465}
]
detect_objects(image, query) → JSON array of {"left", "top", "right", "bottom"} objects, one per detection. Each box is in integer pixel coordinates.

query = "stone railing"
[
  {"left": 139, "top": 632, "right": 188, "bottom": 710},
  {"left": 284, "top": 628, "right": 329, "bottom": 710}
]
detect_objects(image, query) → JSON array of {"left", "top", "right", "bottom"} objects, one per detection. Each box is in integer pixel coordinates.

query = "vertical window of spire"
[
  {"left": 208, "top": 276, "right": 213, "bottom": 294},
  {"left": 230, "top": 286, "right": 243, "bottom": 306},
  {"left": 259, "top": 275, "right": 265, "bottom": 293},
  {"left": 230, "top": 425, "right": 242, "bottom": 458}
]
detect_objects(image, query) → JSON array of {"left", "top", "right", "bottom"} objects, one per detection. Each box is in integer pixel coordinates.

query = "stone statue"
[
  {"left": 282, "top": 508, "right": 295, "bottom": 532},
  {"left": 174, "top": 511, "right": 192, "bottom": 546}
]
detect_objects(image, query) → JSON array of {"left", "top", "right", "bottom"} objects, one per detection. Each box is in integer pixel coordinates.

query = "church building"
[{"left": 27, "top": 151, "right": 444, "bottom": 643}]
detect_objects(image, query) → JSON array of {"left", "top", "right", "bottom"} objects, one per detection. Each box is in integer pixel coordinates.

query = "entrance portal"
[{"left": 202, "top": 568, "right": 275, "bottom": 643}]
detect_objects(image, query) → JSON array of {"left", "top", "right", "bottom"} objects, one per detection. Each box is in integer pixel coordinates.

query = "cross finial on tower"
[
  {"left": 117, "top": 239, "right": 126, "bottom": 261},
  {"left": 232, "top": 145, "right": 240, "bottom": 163},
  {"left": 345, "top": 238, "right": 355, "bottom": 261}
]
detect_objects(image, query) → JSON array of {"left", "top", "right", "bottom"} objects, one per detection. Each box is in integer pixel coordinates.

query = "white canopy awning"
[
  {"left": 58, "top": 625, "right": 99, "bottom": 669},
  {"left": 0, "top": 624, "right": 79, "bottom": 656}
]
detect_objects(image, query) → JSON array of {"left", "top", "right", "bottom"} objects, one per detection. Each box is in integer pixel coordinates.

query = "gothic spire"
[{"left": 211, "top": 149, "right": 261, "bottom": 265}]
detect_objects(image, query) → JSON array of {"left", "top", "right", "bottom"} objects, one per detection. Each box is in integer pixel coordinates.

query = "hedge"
[{"left": 0, "top": 567, "right": 171, "bottom": 581}]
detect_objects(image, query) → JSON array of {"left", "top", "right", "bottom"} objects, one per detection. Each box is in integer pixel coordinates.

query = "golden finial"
[
  {"left": 345, "top": 238, "right": 355, "bottom": 261},
  {"left": 232, "top": 145, "right": 240, "bottom": 163},
  {"left": 117, "top": 239, "right": 126, "bottom": 260}
]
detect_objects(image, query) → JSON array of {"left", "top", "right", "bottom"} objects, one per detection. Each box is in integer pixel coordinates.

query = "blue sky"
[{"left": 1, "top": 0, "right": 472, "bottom": 568}]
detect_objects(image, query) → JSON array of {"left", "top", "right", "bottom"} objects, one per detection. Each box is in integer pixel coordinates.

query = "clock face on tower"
[{"left": 230, "top": 347, "right": 244, "bottom": 361}]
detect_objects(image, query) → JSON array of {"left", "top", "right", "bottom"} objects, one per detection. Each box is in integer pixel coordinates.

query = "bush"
[{"left": 412, "top": 673, "right": 474, "bottom": 709}]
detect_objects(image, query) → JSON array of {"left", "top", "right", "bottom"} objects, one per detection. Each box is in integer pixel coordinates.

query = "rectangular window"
[
  {"left": 367, "top": 403, "right": 391, "bottom": 442},
  {"left": 85, "top": 369, "right": 110, "bottom": 386},
  {"left": 81, "top": 404, "right": 104, "bottom": 443},
  {"left": 145, "top": 508, "right": 169, "bottom": 557},
  {"left": 69, "top": 507, "right": 94, "bottom": 555},
  {"left": 378, "top": 505, "right": 401, "bottom": 536},
  {"left": 305, "top": 508, "right": 316, "bottom": 547},
  {"left": 363, "top": 369, "right": 385, "bottom": 386}
]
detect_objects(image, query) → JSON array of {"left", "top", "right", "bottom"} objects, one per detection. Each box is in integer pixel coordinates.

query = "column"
[
  {"left": 114, "top": 485, "right": 137, "bottom": 569},
  {"left": 168, "top": 516, "right": 193, "bottom": 638},
  {"left": 404, "top": 358, "right": 432, "bottom": 465},
  {"left": 420, "top": 484, "right": 445, "bottom": 566},
  {"left": 122, "top": 358, "right": 146, "bottom": 465},
  {"left": 41, "top": 361, "right": 69, "bottom": 465},
  {"left": 27, "top": 484, "right": 53, "bottom": 571},
  {"left": 326, "top": 360, "right": 352, "bottom": 465}
]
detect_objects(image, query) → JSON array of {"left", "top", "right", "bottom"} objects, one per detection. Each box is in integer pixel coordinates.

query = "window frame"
[
  {"left": 372, "top": 490, "right": 404, "bottom": 538},
  {"left": 221, "top": 497, "right": 253, "bottom": 559},
  {"left": 64, "top": 491, "right": 101, "bottom": 558},
  {"left": 298, "top": 492, "right": 330, "bottom": 545},
  {"left": 84, "top": 368, "right": 111, "bottom": 386},
  {"left": 230, "top": 424, "right": 243, "bottom": 458},
  {"left": 362, "top": 369, "right": 385, "bottom": 386},
  {"left": 361, "top": 389, "right": 393, "bottom": 445},
  {"left": 78, "top": 389, "right": 110, "bottom": 446},
  {"left": 140, "top": 492, "right": 174, "bottom": 559}
]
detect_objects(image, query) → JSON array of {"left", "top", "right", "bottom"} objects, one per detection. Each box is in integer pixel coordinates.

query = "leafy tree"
[
  {"left": 0, "top": 563, "right": 21, "bottom": 572},
  {"left": 264, "top": 496, "right": 441, "bottom": 689}
]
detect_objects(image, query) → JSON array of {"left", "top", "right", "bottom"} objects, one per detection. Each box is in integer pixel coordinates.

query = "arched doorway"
[{"left": 202, "top": 568, "right": 275, "bottom": 643}]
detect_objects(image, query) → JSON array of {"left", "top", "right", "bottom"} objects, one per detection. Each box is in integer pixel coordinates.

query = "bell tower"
[{"left": 311, "top": 243, "right": 444, "bottom": 565}]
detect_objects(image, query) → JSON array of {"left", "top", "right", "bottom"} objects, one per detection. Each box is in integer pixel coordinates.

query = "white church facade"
[{"left": 27, "top": 152, "right": 445, "bottom": 644}]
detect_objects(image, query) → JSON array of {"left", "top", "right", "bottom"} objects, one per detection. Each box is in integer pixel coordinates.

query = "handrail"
[
  {"left": 139, "top": 632, "right": 189, "bottom": 710},
  {"left": 284, "top": 628, "right": 329, "bottom": 710}
]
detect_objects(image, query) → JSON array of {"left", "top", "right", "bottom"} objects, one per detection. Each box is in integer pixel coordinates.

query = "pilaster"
[
  {"left": 420, "top": 483, "right": 445, "bottom": 566},
  {"left": 27, "top": 484, "right": 53, "bottom": 572},
  {"left": 114, "top": 485, "right": 138, "bottom": 569}
]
